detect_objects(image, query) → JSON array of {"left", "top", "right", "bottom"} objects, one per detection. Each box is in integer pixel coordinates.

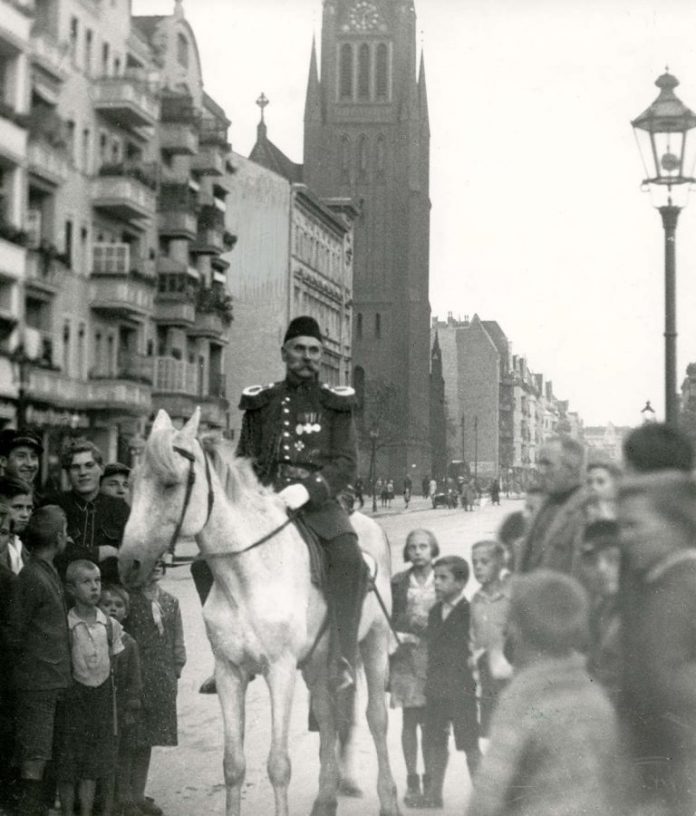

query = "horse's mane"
[{"left": 200, "top": 435, "right": 278, "bottom": 515}]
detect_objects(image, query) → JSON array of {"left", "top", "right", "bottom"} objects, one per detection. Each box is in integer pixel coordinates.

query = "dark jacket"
[
  {"left": 619, "top": 551, "right": 696, "bottom": 816},
  {"left": 236, "top": 376, "right": 357, "bottom": 540},
  {"left": 12, "top": 555, "right": 71, "bottom": 692},
  {"left": 515, "top": 485, "right": 587, "bottom": 576},
  {"left": 425, "top": 597, "right": 476, "bottom": 701},
  {"left": 49, "top": 491, "right": 130, "bottom": 581}
]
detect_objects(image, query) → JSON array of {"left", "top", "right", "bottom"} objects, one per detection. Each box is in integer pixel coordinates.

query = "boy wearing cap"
[
  {"left": 100, "top": 463, "right": 131, "bottom": 503},
  {"left": 0, "top": 429, "right": 43, "bottom": 487},
  {"left": 0, "top": 476, "right": 34, "bottom": 575}
]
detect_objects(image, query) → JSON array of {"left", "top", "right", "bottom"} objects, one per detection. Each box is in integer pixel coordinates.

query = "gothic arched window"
[
  {"left": 375, "top": 312, "right": 381, "bottom": 338},
  {"left": 353, "top": 365, "right": 365, "bottom": 412},
  {"left": 376, "top": 134, "right": 385, "bottom": 178},
  {"left": 340, "top": 44, "right": 353, "bottom": 100},
  {"left": 341, "top": 134, "right": 351, "bottom": 181},
  {"left": 375, "top": 43, "right": 389, "bottom": 99},
  {"left": 358, "top": 43, "right": 370, "bottom": 100},
  {"left": 356, "top": 313, "right": 363, "bottom": 340},
  {"left": 358, "top": 134, "right": 368, "bottom": 178}
]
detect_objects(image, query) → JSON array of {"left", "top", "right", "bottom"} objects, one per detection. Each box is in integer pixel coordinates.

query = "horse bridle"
[{"left": 167, "top": 442, "right": 215, "bottom": 556}]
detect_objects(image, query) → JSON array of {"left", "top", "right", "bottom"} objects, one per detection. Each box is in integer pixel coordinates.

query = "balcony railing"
[
  {"left": 30, "top": 27, "right": 69, "bottom": 79},
  {"left": 26, "top": 248, "right": 65, "bottom": 292},
  {"left": 191, "top": 227, "right": 224, "bottom": 254},
  {"left": 90, "top": 268, "right": 155, "bottom": 316},
  {"left": 198, "top": 122, "right": 231, "bottom": 150},
  {"left": 92, "top": 72, "right": 159, "bottom": 128},
  {"left": 92, "top": 173, "right": 156, "bottom": 222},
  {"left": 153, "top": 356, "right": 200, "bottom": 395},
  {"left": 90, "top": 352, "right": 154, "bottom": 385},
  {"left": 191, "top": 144, "right": 226, "bottom": 176},
  {"left": 160, "top": 122, "right": 198, "bottom": 155},
  {"left": 27, "top": 139, "right": 70, "bottom": 185},
  {"left": 98, "top": 161, "right": 158, "bottom": 190}
]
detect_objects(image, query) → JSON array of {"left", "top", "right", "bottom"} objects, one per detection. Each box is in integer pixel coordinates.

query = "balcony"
[
  {"left": 158, "top": 210, "right": 198, "bottom": 239},
  {"left": 190, "top": 227, "right": 224, "bottom": 254},
  {"left": 27, "top": 139, "right": 70, "bottom": 185},
  {"left": 191, "top": 144, "right": 226, "bottom": 176},
  {"left": 153, "top": 356, "right": 199, "bottom": 395},
  {"left": 26, "top": 248, "right": 65, "bottom": 294},
  {"left": 0, "top": 235, "right": 26, "bottom": 280},
  {"left": 154, "top": 291, "right": 196, "bottom": 326},
  {"left": 92, "top": 164, "right": 157, "bottom": 223},
  {"left": 0, "top": 106, "right": 27, "bottom": 162},
  {"left": 90, "top": 352, "right": 154, "bottom": 385},
  {"left": 190, "top": 285, "right": 232, "bottom": 339},
  {"left": 90, "top": 274, "right": 154, "bottom": 317},
  {"left": 87, "top": 379, "right": 152, "bottom": 413},
  {"left": 160, "top": 122, "right": 198, "bottom": 155},
  {"left": 27, "top": 368, "right": 88, "bottom": 406},
  {"left": 92, "top": 73, "right": 159, "bottom": 129},
  {"left": 30, "top": 28, "right": 69, "bottom": 80},
  {"left": 199, "top": 122, "right": 231, "bottom": 151},
  {"left": 1, "top": 0, "right": 32, "bottom": 48}
]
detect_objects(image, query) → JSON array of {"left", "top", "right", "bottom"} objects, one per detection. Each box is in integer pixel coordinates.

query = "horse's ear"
[
  {"left": 179, "top": 407, "right": 201, "bottom": 442},
  {"left": 152, "top": 409, "right": 173, "bottom": 433}
]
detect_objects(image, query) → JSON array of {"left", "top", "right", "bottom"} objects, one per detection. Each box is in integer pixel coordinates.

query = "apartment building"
[{"left": 0, "top": 0, "right": 233, "bottom": 473}]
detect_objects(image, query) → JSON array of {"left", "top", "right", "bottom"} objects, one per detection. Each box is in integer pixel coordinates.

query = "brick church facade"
[{"left": 303, "top": 0, "right": 432, "bottom": 479}]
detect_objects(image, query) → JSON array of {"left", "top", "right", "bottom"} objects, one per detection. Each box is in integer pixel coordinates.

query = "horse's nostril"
[{"left": 132, "top": 559, "right": 141, "bottom": 574}]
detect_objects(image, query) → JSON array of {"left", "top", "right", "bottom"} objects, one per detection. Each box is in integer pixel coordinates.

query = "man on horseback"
[{"left": 237, "top": 315, "right": 364, "bottom": 693}]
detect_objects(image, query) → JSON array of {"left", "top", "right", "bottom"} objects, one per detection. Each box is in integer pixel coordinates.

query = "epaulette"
[
  {"left": 239, "top": 382, "right": 279, "bottom": 410},
  {"left": 319, "top": 383, "right": 356, "bottom": 411}
]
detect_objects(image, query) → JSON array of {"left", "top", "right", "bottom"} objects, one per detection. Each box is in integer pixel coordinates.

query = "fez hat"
[
  {"left": 0, "top": 429, "right": 43, "bottom": 457},
  {"left": 101, "top": 462, "right": 131, "bottom": 481},
  {"left": 283, "top": 315, "right": 323, "bottom": 345}
]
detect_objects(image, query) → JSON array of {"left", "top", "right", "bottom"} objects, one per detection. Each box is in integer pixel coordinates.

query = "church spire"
[
  {"left": 304, "top": 36, "right": 322, "bottom": 124},
  {"left": 418, "top": 50, "right": 430, "bottom": 135},
  {"left": 256, "top": 92, "right": 269, "bottom": 142}
]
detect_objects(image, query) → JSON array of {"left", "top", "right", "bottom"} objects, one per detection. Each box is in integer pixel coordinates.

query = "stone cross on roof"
[{"left": 256, "top": 92, "right": 269, "bottom": 122}]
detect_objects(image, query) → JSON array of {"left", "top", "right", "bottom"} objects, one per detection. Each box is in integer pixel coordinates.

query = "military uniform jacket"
[{"left": 236, "top": 375, "right": 357, "bottom": 540}]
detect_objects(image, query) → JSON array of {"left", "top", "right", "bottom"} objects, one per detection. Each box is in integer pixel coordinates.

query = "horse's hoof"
[
  {"left": 337, "top": 777, "right": 363, "bottom": 798},
  {"left": 309, "top": 800, "right": 337, "bottom": 816}
]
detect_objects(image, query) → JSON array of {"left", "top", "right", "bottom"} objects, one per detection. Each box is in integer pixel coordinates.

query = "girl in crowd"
[
  {"left": 125, "top": 561, "right": 186, "bottom": 816},
  {"left": 585, "top": 457, "right": 621, "bottom": 521},
  {"left": 390, "top": 529, "right": 440, "bottom": 807}
]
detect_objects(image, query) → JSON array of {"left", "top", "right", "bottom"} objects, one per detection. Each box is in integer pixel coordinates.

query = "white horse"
[{"left": 119, "top": 409, "right": 401, "bottom": 816}]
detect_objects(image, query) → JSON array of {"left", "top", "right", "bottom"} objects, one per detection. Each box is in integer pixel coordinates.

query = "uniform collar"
[{"left": 285, "top": 371, "right": 319, "bottom": 390}]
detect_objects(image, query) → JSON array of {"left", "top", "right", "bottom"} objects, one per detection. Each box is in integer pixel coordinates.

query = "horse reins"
[{"left": 166, "top": 442, "right": 401, "bottom": 649}]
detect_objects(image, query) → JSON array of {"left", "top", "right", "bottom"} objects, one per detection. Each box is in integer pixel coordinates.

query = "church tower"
[{"left": 303, "top": 0, "right": 431, "bottom": 478}]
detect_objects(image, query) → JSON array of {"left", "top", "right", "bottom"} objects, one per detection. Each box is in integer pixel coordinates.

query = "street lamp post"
[
  {"left": 632, "top": 70, "right": 696, "bottom": 427},
  {"left": 369, "top": 427, "right": 379, "bottom": 513}
]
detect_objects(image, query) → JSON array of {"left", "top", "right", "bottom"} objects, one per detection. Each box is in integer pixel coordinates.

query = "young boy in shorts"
[
  {"left": 471, "top": 540, "right": 512, "bottom": 736},
  {"left": 420, "top": 555, "right": 480, "bottom": 808},
  {"left": 57, "top": 560, "right": 124, "bottom": 816},
  {"left": 12, "top": 505, "right": 71, "bottom": 816}
]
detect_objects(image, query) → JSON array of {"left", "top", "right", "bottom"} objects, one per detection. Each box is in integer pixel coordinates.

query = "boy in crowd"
[
  {"left": 471, "top": 541, "right": 512, "bottom": 736},
  {"left": 12, "top": 506, "right": 71, "bottom": 816},
  {"left": 467, "top": 571, "right": 626, "bottom": 816},
  {"left": 0, "top": 475, "right": 34, "bottom": 574},
  {"left": 420, "top": 556, "right": 480, "bottom": 809},
  {"left": 57, "top": 560, "right": 124, "bottom": 816},
  {"left": 100, "top": 463, "right": 131, "bottom": 504},
  {"left": 0, "top": 429, "right": 43, "bottom": 487},
  {"left": 578, "top": 520, "right": 621, "bottom": 701}
]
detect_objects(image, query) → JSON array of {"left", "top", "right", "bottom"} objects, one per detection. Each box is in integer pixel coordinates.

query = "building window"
[
  {"left": 70, "top": 17, "right": 79, "bottom": 62},
  {"left": 64, "top": 220, "right": 73, "bottom": 268},
  {"left": 358, "top": 43, "right": 370, "bottom": 100},
  {"left": 102, "top": 42, "right": 110, "bottom": 75},
  {"left": 62, "top": 320, "right": 71, "bottom": 375},
  {"left": 81, "top": 128, "right": 90, "bottom": 173},
  {"left": 339, "top": 43, "right": 353, "bottom": 100},
  {"left": 66, "top": 120, "right": 76, "bottom": 164},
  {"left": 84, "top": 29, "right": 93, "bottom": 74},
  {"left": 340, "top": 134, "right": 351, "bottom": 181},
  {"left": 376, "top": 134, "right": 385, "bottom": 177},
  {"left": 356, "top": 312, "right": 363, "bottom": 340},
  {"left": 77, "top": 323, "right": 85, "bottom": 380},
  {"left": 375, "top": 312, "right": 381, "bottom": 338},
  {"left": 177, "top": 33, "right": 189, "bottom": 67},
  {"left": 113, "top": 56, "right": 121, "bottom": 75},
  {"left": 353, "top": 365, "right": 365, "bottom": 412},
  {"left": 375, "top": 43, "right": 389, "bottom": 99},
  {"left": 358, "top": 134, "right": 368, "bottom": 178}
]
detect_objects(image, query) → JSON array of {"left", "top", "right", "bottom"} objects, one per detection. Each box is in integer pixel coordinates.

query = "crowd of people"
[
  {"left": 389, "top": 422, "right": 696, "bottom": 815},
  {"left": 0, "top": 430, "right": 186, "bottom": 816}
]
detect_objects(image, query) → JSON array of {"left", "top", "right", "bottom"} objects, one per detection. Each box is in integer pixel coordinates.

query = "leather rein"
[{"left": 167, "top": 443, "right": 295, "bottom": 560}]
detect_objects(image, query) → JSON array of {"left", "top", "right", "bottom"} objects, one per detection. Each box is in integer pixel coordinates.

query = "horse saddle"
[{"left": 292, "top": 515, "right": 374, "bottom": 592}]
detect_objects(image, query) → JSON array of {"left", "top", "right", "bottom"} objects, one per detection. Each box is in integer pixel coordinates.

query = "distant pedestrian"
[
  {"left": 428, "top": 479, "right": 437, "bottom": 500},
  {"left": 420, "top": 556, "right": 480, "bottom": 808},
  {"left": 490, "top": 480, "right": 500, "bottom": 506},
  {"left": 390, "top": 530, "right": 440, "bottom": 807},
  {"left": 422, "top": 476, "right": 430, "bottom": 498},
  {"left": 403, "top": 475, "right": 412, "bottom": 509},
  {"left": 354, "top": 477, "right": 364, "bottom": 510},
  {"left": 467, "top": 571, "right": 628, "bottom": 816}
]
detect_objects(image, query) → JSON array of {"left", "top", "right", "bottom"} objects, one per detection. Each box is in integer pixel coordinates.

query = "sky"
[{"left": 133, "top": 0, "right": 696, "bottom": 427}]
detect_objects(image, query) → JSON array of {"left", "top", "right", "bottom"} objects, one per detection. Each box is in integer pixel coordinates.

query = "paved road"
[{"left": 148, "top": 497, "right": 516, "bottom": 815}]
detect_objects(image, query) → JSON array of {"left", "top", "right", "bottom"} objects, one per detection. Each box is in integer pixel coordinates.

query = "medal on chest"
[{"left": 295, "top": 412, "right": 321, "bottom": 436}]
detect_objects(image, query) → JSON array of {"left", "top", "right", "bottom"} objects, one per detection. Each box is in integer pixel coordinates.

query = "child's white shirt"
[{"left": 68, "top": 607, "right": 124, "bottom": 687}]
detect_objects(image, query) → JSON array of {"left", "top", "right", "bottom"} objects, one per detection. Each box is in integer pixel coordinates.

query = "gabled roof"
[
  {"left": 249, "top": 122, "right": 303, "bottom": 183},
  {"left": 131, "top": 16, "right": 165, "bottom": 40}
]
